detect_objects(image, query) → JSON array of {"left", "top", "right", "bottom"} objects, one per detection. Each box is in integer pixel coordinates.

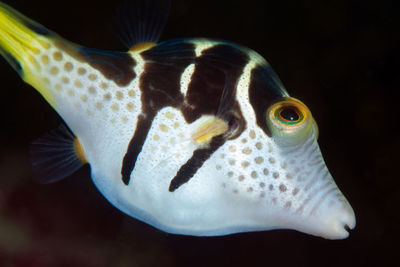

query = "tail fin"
[{"left": 0, "top": 2, "right": 56, "bottom": 104}]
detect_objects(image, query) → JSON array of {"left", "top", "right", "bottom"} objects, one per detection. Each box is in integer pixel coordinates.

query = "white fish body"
[{"left": 0, "top": 1, "right": 355, "bottom": 239}]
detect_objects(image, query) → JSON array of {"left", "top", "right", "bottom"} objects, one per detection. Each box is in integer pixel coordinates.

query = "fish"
[{"left": 0, "top": 0, "right": 355, "bottom": 239}]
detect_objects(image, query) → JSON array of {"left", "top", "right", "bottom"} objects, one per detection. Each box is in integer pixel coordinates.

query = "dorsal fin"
[
  {"left": 112, "top": 0, "right": 171, "bottom": 50},
  {"left": 29, "top": 124, "right": 87, "bottom": 184}
]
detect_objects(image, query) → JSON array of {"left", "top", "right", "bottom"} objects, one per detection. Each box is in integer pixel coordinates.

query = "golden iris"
[
  {"left": 275, "top": 105, "right": 304, "bottom": 125},
  {"left": 266, "top": 97, "right": 314, "bottom": 143}
]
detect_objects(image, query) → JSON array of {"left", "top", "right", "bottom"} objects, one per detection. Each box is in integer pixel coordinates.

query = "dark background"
[{"left": 0, "top": 0, "right": 398, "bottom": 266}]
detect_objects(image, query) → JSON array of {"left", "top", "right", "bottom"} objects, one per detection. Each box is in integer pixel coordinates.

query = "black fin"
[
  {"left": 112, "top": 0, "right": 171, "bottom": 49},
  {"left": 29, "top": 124, "right": 85, "bottom": 184}
]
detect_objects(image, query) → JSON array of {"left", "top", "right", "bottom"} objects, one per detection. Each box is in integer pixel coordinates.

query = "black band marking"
[
  {"left": 121, "top": 40, "right": 196, "bottom": 185},
  {"left": 121, "top": 113, "right": 155, "bottom": 185},
  {"left": 121, "top": 40, "right": 249, "bottom": 189},
  {"left": 248, "top": 65, "right": 287, "bottom": 136},
  {"left": 80, "top": 48, "right": 137, "bottom": 86},
  {"left": 169, "top": 135, "right": 226, "bottom": 192}
]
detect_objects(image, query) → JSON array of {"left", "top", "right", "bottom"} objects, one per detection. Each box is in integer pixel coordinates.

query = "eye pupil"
[{"left": 280, "top": 107, "right": 300, "bottom": 122}]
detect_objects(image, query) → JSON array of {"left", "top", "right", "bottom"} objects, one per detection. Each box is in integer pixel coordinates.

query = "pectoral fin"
[
  {"left": 29, "top": 124, "right": 87, "bottom": 184},
  {"left": 191, "top": 116, "right": 229, "bottom": 144}
]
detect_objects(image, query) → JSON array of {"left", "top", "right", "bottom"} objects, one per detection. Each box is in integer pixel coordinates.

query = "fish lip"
[{"left": 322, "top": 204, "right": 356, "bottom": 240}]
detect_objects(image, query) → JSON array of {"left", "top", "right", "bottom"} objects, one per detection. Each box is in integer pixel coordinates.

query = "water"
[{"left": 0, "top": 0, "right": 397, "bottom": 266}]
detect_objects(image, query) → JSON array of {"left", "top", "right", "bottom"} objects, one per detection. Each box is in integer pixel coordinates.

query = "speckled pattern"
[{"left": 0, "top": 0, "right": 398, "bottom": 266}]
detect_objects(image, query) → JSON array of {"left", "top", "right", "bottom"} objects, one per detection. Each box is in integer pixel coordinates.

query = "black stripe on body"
[
  {"left": 169, "top": 135, "right": 225, "bottom": 192},
  {"left": 181, "top": 44, "right": 249, "bottom": 123},
  {"left": 121, "top": 40, "right": 249, "bottom": 190},
  {"left": 121, "top": 40, "right": 196, "bottom": 185},
  {"left": 80, "top": 48, "right": 137, "bottom": 86},
  {"left": 248, "top": 64, "right": 287, "bottom": 136}
]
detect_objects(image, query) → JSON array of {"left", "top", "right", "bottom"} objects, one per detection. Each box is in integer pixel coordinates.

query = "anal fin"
[{"left": 29, "top": 124, "right": 87, "bottom": 184}]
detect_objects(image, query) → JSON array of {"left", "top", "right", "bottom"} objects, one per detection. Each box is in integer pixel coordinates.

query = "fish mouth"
[
  {"left": 311, "top": 202, "right": 356, "bottom": 240},
  {"left": 285, "top": 195, "right": 356, "bottom": 240},
  {"left": 330, "top": 205, "right": 356, "bottom": 239}
]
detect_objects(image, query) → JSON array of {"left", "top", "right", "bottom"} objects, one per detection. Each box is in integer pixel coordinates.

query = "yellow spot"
[
  {"left": 50, "top": 66, "right": 59, "bottom": 75},
  {"left": 122, "top": 116, "right": 128, "bottom": 123},
  {"left": 80, "top": 95, "right": 87, "bottom": 102},
  {"left": 126, "top": 103, "right": 134, "bottom": 111},
  {"left": 61, "top": 76, "right": 69, "bottom": 84},
  {"left": 53, "top": 52, "right": 63, "bottom": 61},
  {"left": 165, "top": 112, "right": 174, "bottom": 119},
  {"left": 242, "top": 148, "right": 252, "bottom": 155},
  {"left": 111, "top": 103, "right": 119, "bottom": 111},
  {"left": 249, "top": 130, "right": 256, "bottom": 139},
  {"left": 129, "top": 42, "right": 157, "bottom": 52},
  {"left": 255, "top": 157, "right": 264, "bottom": 164},
  {"left": 238, "top": 175, "right": 244, "bottom": 181},
  {"left": 173, "top": 122, "right": 180, "bottom": 129},
  {"left": 153, "top": 135, "right": 160, "bottom": 141},
  {"left": 279, "top": 184, "right": 287, "bottom": 192},
  {"left": 55, "top": 84, "right": 62, "bottom": 92},
  {"left": 229, "top": 145, "right": 236, "bottom": 152},
  {"left": 256, "top": 142, "right": 262, "bottom": 150},
  {"left": 28, "top": 55, "right": 39, "bottom": 69},
  {"left": 128, "top": 90, "right": 135, "bottom": 97},
  {"left": 192, "top": 117, "right": 228, "bottom": 144},
  {"left": 88, "top": 86, "right": 96, "bottom": 94},
  {"left": 74, "top": 80, "right": 83, "bottom": 88},
  {"left": 95, "top": 102, "right": 103, "bottom": 109},
  {"left": 100, "top": 82, "right": 108, "bottom": 89},
  {"left": 269, "top": 157, "right": 275, "bottom": 164},
  {"left": 64, "top": 62, "right": 73, "bottom": 72},
  {"left": 116, "top": 91, "right": 123, "bottom": 100},
  {"left": 77, "top": 67, "right": 87, "bottom": 75},
  {"left": 41, "top": 55, "right": 49, "bottom": 65},
  {"left": 241, "top": 138, "right": 247, "bottom": 143},
  {"left": 241, "top": 161, "right": 250, "bottom": 168},
  {"left": 73, "top": 138, "right": 87, "bottom": 164},
  {"left": 88, "top": 74, "right": 97, "bottom": 81},
  {"left": 38, "top": 40, "right": 51, "bottom": 49},
  {"left": 104, "top": 93, "right": 111, "bottom": 101},
  {"left": 160, "top": 124, "right": 169, "bottom": 132},
  {"left": 251, "top": 171, "right": 257, "bottom": 178},
  {"left": 67, "top": 89, "right": 75, "bottom": 97}
]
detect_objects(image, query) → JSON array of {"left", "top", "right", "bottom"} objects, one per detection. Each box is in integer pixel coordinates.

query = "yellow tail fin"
[{"left": 0, "top": 2, "right": 56, "bottom": 105}]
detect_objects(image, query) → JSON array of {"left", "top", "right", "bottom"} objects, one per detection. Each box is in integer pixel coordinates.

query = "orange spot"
[
  {"left": 53, "top": 51, "right": 63, "bottom": 61},
  {"left": 129, "top": 42, "right": 157, "bottom": 52},
  {"left": 73, "top": 138, "right": 87, "bottom": 164}
]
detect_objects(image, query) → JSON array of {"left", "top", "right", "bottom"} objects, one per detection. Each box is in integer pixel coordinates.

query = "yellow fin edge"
[{"left": 73, "top": 138, "right": 88, "bottom": 164}]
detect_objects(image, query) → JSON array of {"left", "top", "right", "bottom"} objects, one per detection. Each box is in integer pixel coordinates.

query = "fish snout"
[
  {"left": 321, "top": 200, "right": 356, "bottom": 239},
  {"left": 302, "top": 193, "right": 356, "bottom": 239}
]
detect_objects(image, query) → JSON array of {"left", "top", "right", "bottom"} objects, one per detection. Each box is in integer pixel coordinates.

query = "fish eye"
[
  {"left": 266, "top": 97, "right": 315, "bottom": 144},
  {"left": 275, "top": 105, "right": 303, "bottom": 125}
]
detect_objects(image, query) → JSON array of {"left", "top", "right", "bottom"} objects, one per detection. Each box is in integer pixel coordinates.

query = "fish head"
[{"left": 205, "top": 96, "right": 355, "bottom": 239}]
